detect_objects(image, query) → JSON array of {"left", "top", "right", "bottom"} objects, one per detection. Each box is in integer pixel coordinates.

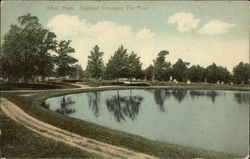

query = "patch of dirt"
[{"left": 0, "top": 97, "right": 158, "bottom": 159}]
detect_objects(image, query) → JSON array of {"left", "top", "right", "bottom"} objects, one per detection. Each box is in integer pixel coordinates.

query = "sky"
[{"left": 1, "top": 1, "right": 249, "bottom": 71}]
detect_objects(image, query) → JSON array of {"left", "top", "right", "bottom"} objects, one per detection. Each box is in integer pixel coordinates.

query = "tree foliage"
[
  {"left": 86, "top": 45, "right": 104, "bottom": 79},
  {"left": 143, "top": 65, "right": 154, "bottom": 80},
  {"left": 1, "top": 14, "right": 57, "bottom": 82},
  {"left": 205, "top": 63, "right": 230, "bottom": 83},
  {"left": 233, "top": 62, "right": 250, "bottom": 84},
  {"left": 127, "top": 51, "right": 143, "bottom": 82},
  {"left": 54, "top": 40, "right": 78, "bottom": 78},
  {"left": 153, "top": 50, "right": 171, "bottom": 81},
  {"left": 186, "top": 65, "right": 205, "bottom": 82},
  {"left": 69, "top": 64, "right": 85, "bottom": 79},
  {"left": 172, "top": 58, "right": 190, "bottom": 82},
  {"left": 106, "top": 45, "right": 129, "bottom": 81},
  {"left": 35, "top": 28, "right": 57, "bottom": 81}
]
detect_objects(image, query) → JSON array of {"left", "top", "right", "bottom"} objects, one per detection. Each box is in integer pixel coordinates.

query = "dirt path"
[{"left": 0, "top": 97, "right": 158, "bottom": 159}]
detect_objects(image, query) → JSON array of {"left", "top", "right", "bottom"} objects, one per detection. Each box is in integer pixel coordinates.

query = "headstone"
[
  {"left": 217, "top": 80, "right": 220, "bottom": 84},
  {"left": 187, "top": 79, "right": 191, "bottom": 84},
  {"left": 174, "top": 79, "right": 178, "bottom": 84}
]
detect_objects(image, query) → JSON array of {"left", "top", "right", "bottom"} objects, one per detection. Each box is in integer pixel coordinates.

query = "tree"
[
  {"left": 35, "top": 28, "right": 57, "bottom": 82},
  {"left": 1, "top": 14, "right": 42, "bottom": 82},
  {"left": 127, "top": 51, "right": 143, "bottom": 83},
  {"left": 1, "top": 25, "right": 24, "bottom": 81},
  {"left": 143, "top": 65, "right": 154, "bottom": 80},
  {"left": 217, "top": 66, "right": 231, "bottom": 83},
  {"left": 172, "top": 58, "right": 190, "bottom": 82},
  {"left": 186, "top": 65, "right": 205, "bottom": 82},
  {"left": 1, "top": 13, "right": 57, "bottom": 82},
  {"left": 233, "top": 62, "right": 250, "bottom": 84},
  {"left": 153, "top": 50, "right": 171, "bottom": 81},
  {"left": 205, "top": 63, "right": 231, "bottom": 83},
  {"left": 86, "top": 45, "right": 104, "bottom": 79},
  {"left": 55, "top": 40, "right": 78, "bottom": 78},
  {"left": 69, "top": 64, "right": 85, "bottom": 79},
  {"left": 205, "top": 63, "right": 219, "bottom": 83},
  {"left": 106, "top": 45, "right": 129, "bottom": 82}
]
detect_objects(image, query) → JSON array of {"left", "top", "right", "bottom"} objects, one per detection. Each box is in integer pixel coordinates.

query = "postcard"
[{"left": 1, "top": 1, "right": 249, "bottom": 159}]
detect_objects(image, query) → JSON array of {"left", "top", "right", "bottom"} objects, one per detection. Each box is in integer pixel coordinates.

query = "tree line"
[
  {"left": 1, "top": 14, "right": 249, "bottom": 84},
  {"left": 86, "top": 45, "right": 249, "bottom": 84}
]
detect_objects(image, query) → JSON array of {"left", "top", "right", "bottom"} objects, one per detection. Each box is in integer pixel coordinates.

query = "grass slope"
[
  {"left": 0, "top": 82, "right": 79, "bottom": 90},
  {"left": 0, "top": 108, "right": 99, "bottom": 158}
]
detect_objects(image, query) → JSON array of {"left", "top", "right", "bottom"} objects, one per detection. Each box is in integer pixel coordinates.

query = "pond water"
[{"left": 45, "top": 89, "right": 249, "bottom": 156}]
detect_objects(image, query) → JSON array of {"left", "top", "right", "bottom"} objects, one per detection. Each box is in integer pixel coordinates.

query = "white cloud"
[
  {"left": 168, "top": 12, "right": 200, "bottom": 32},
  {"left": 198, "top": 21, "right": 236, "bottom": 35},
  {"left": 47, "top": 14, "right": 248, "bottom": 72},
  {"left": 47, "top": 14, "right": 89, "bottom": 38},
  {"left": 136, "top": 28, "right": 155, "bottom": 39}
]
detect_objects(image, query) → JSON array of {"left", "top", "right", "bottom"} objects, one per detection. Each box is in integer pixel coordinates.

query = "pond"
[{"left": 45, "top": 89, "right": 249, "bottom": 156}]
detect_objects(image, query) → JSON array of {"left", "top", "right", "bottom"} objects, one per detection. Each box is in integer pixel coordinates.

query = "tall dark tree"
[
  {"left": 172, "top": 58, "right": 190, "bottom": 82},
  {"left": 1, "top": 14, "right": 42, "bottom": 82},
  {"left": 106, "top": 45, "right": 129, "bottom": 82},
  {"left": 186, "top": 65, "right": 205, "bottom": 82},
  {"left": 143, "top": 65, "right": 154, "bottom": 80},
  {"left": 55, "top": 40, "right": 78, "bottom": 78},
  {"left": 233, "top": 62, "right": 250, "bottom": 84},
  {"left": 205, "top": 63, "right": 231, "bottom": 83},
  {"left": 35, "top": 28, "right": 57, "bottom": 82},
  {"left": 1, "top": 25, "right": 24, "bottom": 81},
  {"left": 86, "top": 45, "right": 104, "bottom": 79},
  {"left": 153, "top": 50, "right": 171, "bottom": 81},
  {"left": 217, "top": 66, "right": 231, "bottom": 83},
  {"left": 127, "top": 51, "right": 143, "bottom": 83}
]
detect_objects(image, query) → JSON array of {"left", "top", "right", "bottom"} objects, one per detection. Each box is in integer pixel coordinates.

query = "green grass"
[
  {"left": 83, "top": 79, "right": 249, "bottom": 91},
  {"left": 1, "top": 85, "right": 245, "bottom": 159},
  {"left": 82, "top": 79, "right": 125, "bottom": 87},
  {"left": 0, "top": 108, "right": 100, "bottom": 158},
  {"left": 0, "top": 82, "right": 79, "bottom": 90}
]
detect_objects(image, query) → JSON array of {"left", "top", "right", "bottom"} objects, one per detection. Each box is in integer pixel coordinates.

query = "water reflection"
[
  {"left": 106, "top": 90, "right": 143, "bottom": 122},
  {"left": 205, "top": 91, "right": 218, "bottom": 103},
  {"left": 148, "top": 89, "right": 221, "bottom": 108},
  {"left": 153, "top": 89, "right": 171, "bottom": 112},
  {"left": 172, "top": 90, "right": 187, "bottom": 103},
  {"left": 56, "top": 96, "right": 76, "bottom": 115},
  {"left": 189, "top": 90, "right": 219, "bottom": 103},
  {"left": 234, "top": 92, "right": 250, "bottom": 105},
  {"left": 87, "top": 92, "right": 101, "bottom": 117},
  {"left": 189, "top": 90, "right": 206, "bottom": 99}
]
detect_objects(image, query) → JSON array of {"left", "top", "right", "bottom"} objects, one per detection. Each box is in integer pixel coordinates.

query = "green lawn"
[
  {"left": 0, "top": 108, "right": 100, "bottom": 158},
  {"left": 0, "top": 82, "right": 79, "bottom": 90}
]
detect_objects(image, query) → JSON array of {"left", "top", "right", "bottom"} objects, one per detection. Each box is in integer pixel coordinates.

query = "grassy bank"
[
  {"left": 0, "top": 82, "right": 79, "bottom": 90},
  {"left": 1, "top": 85, "right": 245, "bottom": 159},
  {"left": 0, "top": 108, "right": 100, "bottom": 158},
  {"left": 83, "top": 79, "right": 249, "bottom": 90}
]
